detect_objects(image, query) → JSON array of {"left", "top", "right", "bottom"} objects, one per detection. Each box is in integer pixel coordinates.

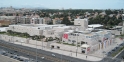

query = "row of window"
[
  {"left": 86, "top": 35, "right": 98, "bottom": 38},
  {"left": 70, "top": 33, "right": 79, "bottom": 36}
]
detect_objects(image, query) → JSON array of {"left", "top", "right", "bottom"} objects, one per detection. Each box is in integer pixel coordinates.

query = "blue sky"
[{"left": 0, "top": 0, "right": 124, "bottom": 9}]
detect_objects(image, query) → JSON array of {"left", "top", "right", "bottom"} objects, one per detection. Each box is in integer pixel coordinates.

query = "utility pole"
[
  {"left": 13, "top": 26, "right": 14, "bottom": 44},
  {"left": 75, "top": 28, "right": 79, "bottom": 57},
  {"left": 122, "top": 13, "right": 124, "bottom": 34},
  {"left": 35, "top": 37, "right": 38, "bottom": 62}
]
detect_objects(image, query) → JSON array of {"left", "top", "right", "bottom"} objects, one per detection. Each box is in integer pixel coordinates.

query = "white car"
[
  {"left": 52, "top": 54, "right": 55, "bottom": 56},
  {"left": 41, "top": 57, "right": 45, "bottom": 59}
]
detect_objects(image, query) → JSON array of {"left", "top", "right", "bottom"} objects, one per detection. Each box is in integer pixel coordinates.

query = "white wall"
[
  {"left": 0, "top": 34, "right": 48, "bottom": 47},
  {"left": 50, "top": 43, "right": 82, "bottom": 53}
]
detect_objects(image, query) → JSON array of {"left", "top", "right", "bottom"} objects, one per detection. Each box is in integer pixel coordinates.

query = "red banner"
[{"left": 63, "top": 34, "right": 68, "bottom": 39}]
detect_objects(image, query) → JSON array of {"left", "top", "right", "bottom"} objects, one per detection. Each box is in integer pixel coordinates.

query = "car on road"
[
  {"left": 41, "top": 57, "right": 45, "bottom": 59},
  {"left": 52, "top": 54, "right": 55, "bottom": 56}
]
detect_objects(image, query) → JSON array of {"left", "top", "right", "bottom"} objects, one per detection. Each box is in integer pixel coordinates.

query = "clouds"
[{"left": 0, "top": 0, "right": 124, "bottom": 9}]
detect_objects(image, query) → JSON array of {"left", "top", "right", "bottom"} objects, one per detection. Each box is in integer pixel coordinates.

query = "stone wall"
[{"left": 0, "top": 34, "right": 48, "bottom": 47}]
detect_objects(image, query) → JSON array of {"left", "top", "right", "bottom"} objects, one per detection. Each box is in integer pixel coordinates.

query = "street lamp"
[
  {"left": 122, "top": 13, "right": 124, "bottom": 34},
  {"left": 61, "top": 53, "right": 62, "bottom": 62},
  {"left": 38, "top": 28, "right": 44, "bottom": 49},
  {"left": 76, "top": 33, "right": 79, "bottom": 57},
  {"left": 21, "top": 40, "right": 23, "bottom": 46},
  {"left": 35, "top": 37, "right": 38, "bottom": 62},
  {"left": 102, "top": 51, "right": 106, "bottom": 58},
  {"left": 12, "top": 26, "right": 14, "bottom": 44}
]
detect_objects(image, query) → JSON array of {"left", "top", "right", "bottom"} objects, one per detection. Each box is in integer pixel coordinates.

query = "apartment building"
[
  {"left": 30, "top": 17, "right": 52, "bottom": 24},
  {"left": 52, "top": 18, "right": 62, "bottom": 24},
  {"left": 0, "top": 20, "right": 11, "bottom": 26}
]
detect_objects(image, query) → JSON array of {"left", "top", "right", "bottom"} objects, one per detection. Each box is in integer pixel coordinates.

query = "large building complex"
[{"left": 5, "top": 18, "right": 114, "bottom": 54}]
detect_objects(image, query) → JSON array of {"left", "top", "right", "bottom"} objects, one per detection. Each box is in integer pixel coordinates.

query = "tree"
[
  {"left": 7, "top": 30, "right": 12, "bottom": 34},
  {"left": 61, "top": 16, "right": 72, "bottom": 25},
  {"left": 40, "top": 35, "right": 45, "bottom": 39},
  {"left": 23, "top": 32, "right": 30, "bottom": 38}
]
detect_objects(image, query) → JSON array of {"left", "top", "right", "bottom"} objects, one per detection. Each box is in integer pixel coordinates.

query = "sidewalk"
[{"left": 13, "top": 41, "right": 102, "bottom": 61}]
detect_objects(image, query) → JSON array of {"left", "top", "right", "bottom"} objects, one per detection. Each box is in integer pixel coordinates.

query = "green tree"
[{"left": 61, "top": 17, "right": 72, "bottom": 25}]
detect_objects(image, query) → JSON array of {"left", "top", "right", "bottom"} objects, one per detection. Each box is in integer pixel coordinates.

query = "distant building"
[
  {"left": 0, "top": 16, "right": 16, "bottom": 24},
  {"left": 52, "top": 18, "right": 61, "bottom": 24},
  {"left": 0, "top": 20, "right": 10, "bottom": 26},
  {"left": 20, "top": 16, "right": 30, "bottom": 24},
  {"left": 43, "top": 17, "right": 52, "bottom": 24}
]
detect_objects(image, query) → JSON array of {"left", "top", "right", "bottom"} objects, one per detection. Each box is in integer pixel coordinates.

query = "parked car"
[
  {"left": 17, "top": 58, "right": 24, "bottom": 61},
  {"left": 10, "top": 55, "right": 14, "bottom": 58},
  {"left": 52, "top": 54, "right": 55, "bottom": 56},
  {"left": 115, "top": 47, "right": 119, "bottom": 49},
  {"left": 112, "top": 49, "right": 116, "bottom": 51}
]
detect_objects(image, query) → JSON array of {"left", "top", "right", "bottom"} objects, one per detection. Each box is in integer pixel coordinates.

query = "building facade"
[
  {"left": 6, "top": 24, "right": 68, "bottom": 38},
  {"left": 62, "top": 30, "right": 113, "bottom": 54},
  {"left": 74, "top": 19, "right": 88, "bottom": 31}
]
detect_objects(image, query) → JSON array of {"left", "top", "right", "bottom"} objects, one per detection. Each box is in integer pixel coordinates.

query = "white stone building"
[
  {"left": 62, "top": 30, "right": 113, "bottom": 54},
  {"left": 6, "top": 24, "right": 70, "bottom": 38},
  {"left": 74, "top": 19, "right": 88, "bottom": 31}
]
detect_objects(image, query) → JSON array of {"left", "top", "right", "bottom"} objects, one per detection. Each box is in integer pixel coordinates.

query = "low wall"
[
  {"left": 0, "top": 34, "right": 48, "bottom": 47},
  {"left": 50, "top": 43, "right": 82, "bottom": 53}
]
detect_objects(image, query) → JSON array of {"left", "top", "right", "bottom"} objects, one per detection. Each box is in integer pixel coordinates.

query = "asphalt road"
[
  {"left": 0, "top": 40, "right": 123, "bottom": 62},
  {"left": 0, "top": 40, "right": 92, "bottom": 62},
  {"left": 0, "top": 49, "right": 21, "bottom": 62}
]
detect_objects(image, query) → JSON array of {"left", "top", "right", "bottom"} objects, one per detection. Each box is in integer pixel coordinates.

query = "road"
[
  {"left": 0, "top": 49, "right": 21, "bottom": 62},
  {"left": 0, "top": 40, "right": 123, "bottom": 62},
  {"left": 0, "top": 40, "right": 92, "bottom": 62}
]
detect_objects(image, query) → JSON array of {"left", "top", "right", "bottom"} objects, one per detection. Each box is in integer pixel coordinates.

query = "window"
[
  {"left": 81, "top": 41, "right": 85, "bottom": 44},
  {"left": 82, "top": 47, "right": 86, "bottom": 49},
  {"left": 90, "top": 36, "right": 92, "bottom": 38},
  {"left": 86, "top": 36, "right": 88, "bottom": 38},
  {"left": 57, "top": 46, "right": 60, "bottom": 49},
  {"left": 88, "top": 36, "right": 90, "bottom": 38}
]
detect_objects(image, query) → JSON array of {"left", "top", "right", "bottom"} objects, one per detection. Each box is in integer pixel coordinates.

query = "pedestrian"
[{"left": 86, "top": 56, "right": 87, "bottom": 59}]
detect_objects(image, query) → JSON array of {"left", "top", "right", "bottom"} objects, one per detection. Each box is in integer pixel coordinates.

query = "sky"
[{"left": 0, "top": 0, "right": 124, "bottom": 9}]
